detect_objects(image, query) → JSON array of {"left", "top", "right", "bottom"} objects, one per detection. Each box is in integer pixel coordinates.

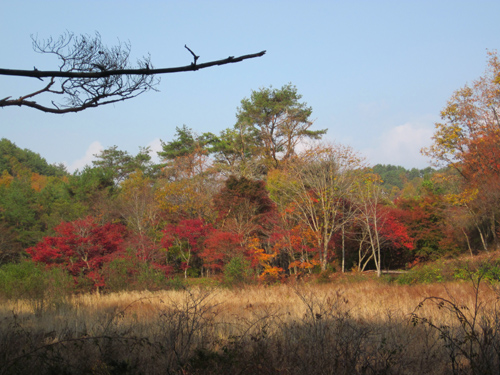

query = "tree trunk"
[{"left": 341, "top": 225, "right": 345, "bottom": 273}]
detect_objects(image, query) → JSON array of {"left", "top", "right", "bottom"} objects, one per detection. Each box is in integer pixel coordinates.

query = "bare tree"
[
  {"left": 0, "top": 32, "right": 265, "bottom": 114},
  {"left": 285, "top": 144, "right": 365, "bottom": 271}
]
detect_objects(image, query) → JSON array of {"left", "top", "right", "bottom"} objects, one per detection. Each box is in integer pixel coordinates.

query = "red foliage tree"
[
  {"left": 27, "top": 216, "right": 127, "bottom": 287},
  {"left": 200, "top": 230, "right": 243, "bottom": 273},
  {"left": 394, "top": 191, "right": 447, "bottom": 261},
  {"left": 213, "top": 176, "right": 278, "bottom": 239},
  {"left": 350, "top": 204, "right": 414, "bottom": 273},
  {"left": 161, "top": 219, "right": 213, "bottom": 277}
]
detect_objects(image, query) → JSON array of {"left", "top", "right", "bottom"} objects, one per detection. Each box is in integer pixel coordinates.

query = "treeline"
[{"left": 1, "top": 62, "right": 500, "bottom": 291}]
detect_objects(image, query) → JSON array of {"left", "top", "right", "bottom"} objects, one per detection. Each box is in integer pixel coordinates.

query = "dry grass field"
[{"left": 1, "top": 279, "right": 500, "bottom": 374}]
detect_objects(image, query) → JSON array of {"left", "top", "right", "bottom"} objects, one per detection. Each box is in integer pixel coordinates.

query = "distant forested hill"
[
  {"left": 0, "top": 138, "right": 66, "bottom": 176},
  {"left": 372, "top": 164, "right": 436, "bottom": 191}
]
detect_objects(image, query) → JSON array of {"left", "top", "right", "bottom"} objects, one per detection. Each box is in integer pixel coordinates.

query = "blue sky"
[{"left": 1, "top": 1, "right": 499, "bottom": 172}]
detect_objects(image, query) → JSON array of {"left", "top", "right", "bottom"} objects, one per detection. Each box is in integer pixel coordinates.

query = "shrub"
[
  {"left": 397, "top": 264, "right": 444, "bottom": 285},
  {"left": 0, "top": 261, "right": 73, "bottom": 315},
  {"left": 454, "top": 260, "right": 500, "bottom": 283},
  {"left": 100, "top": 256, "right": 171, "bottom": 292},
  {"left": 223, "top": 256, "right": 252, "bottom": 286}
]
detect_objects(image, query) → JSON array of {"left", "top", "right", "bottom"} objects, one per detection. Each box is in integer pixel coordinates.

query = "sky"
[{"left": 1, "top": 1, "right": 499, "bottom": 172}]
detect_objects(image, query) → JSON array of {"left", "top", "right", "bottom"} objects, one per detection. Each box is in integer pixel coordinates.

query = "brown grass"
[{"left": 1, "top": 280, "right": 499, "bottom": 374}]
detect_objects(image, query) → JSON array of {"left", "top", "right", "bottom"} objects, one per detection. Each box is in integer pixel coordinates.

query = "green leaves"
[{"left": 235, "top": 83, "right": 326, "bottom": 170}]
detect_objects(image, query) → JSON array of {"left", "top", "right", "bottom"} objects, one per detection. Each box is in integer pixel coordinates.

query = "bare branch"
[
  {"left": 0, "top": 51, "right": 266, "bottom": 79},
  {"left": 0, "top": 32, "right": 266, "bottom": 114},
  {"left": 184, "top": 44, "right": 200, "bottom": 65}
]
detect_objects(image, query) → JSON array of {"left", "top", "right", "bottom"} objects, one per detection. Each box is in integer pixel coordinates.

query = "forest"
[{"left": 2, "top": 48, "right": 500, "bottom": 293}]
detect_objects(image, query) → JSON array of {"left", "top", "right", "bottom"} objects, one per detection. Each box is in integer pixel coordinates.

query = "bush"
[
  {"left": 0, "top": 261, "right": 73, "bottom": 315},
  {"left": 223, "top": 256, "right": 252, "bottom": 286},
  {"left": 101, "top": 257, "right": 171, "bottom": 292},
  {"left": 454, "top": 260, "right": 500, "bottom": 283},
  {"left": 397, "top": 264, "right": 444, "bottom": 285}
]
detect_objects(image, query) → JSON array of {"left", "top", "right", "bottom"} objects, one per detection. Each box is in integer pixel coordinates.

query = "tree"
[
  {"left": 352, "top": 174, "right": 413, "bottom": 276},
  {"left": 158, "top": 125, "right": 216, "bottom": 163},
  {"left": 27, "top": 217, "right": 127, "bottom": 288},
  {"left": 92, "top": 145, "right": 153, "bottom": 184},
  {"left": 422, "top": 51, "right": 500, "bottom": 250},
  {"left": 0, "top": 222, "right": 23, "bottom": 264},
  {"left": 213, "top": 176, "right": 277, "bottom": 241},
  {"left": 267, "top": 168, "right": 317, "bottom": 273},
  {"left": 0, "top": 138, "right": 66, "bottom": 177},
  {"left": 161, "top": 219, "right": 213, "bottom": 278},
  {"left": 118, "top": 170, "right": 162, "bottom": 261},
  {"left": 155, "top": 126, "right": 220, "bottom": 221},
  {"left": 283, "top": 144, "right": 365, "bottom": 270},
  {"left": 235, "top": 83, "right": 326, "bottom": 170},
  {"left": 210, "top": 127, "right": 259, "bottom": 178},
  {"left": 200, "top": 230, "right": 243, "bottom": 274},
  {"left": 394, "top": 183, "right": 448, "bottom": 261},
  {"left": 0, "top": 32, "right": 266, "bottom": 114}
]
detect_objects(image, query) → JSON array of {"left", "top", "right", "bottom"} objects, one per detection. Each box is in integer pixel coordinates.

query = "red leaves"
[
  {"left": 161, "top": 219, "right": 213, "bottom": 253},
  {"left": 27, "top": 216, "right": 127, "bottom": 287},
  {"left": 161, "top": 218, "right": 247, "bottom": 274},
  {"left": 378, "top": 210, "right": 414, "bottom": 251},
  {"left": 201, "top": 231, "right": 243, "bottom": 271},
  {"left": 213, "top": 176, "right": 278, "bottom": 237}
]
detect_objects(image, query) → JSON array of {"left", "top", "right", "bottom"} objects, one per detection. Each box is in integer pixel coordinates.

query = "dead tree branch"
[{"left": 0, "top": 32, "right": 266, "bottom": 114}]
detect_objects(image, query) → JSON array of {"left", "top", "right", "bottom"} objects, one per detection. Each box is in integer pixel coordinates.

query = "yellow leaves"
[
  {"left": 445, "top": 188, "right": 478, "bottom": 206},
  {"left": 0, "top": 170, "right": 13, "bottom": 187},
  {"left": 120, "top": 170, "right": 151, "bottom": 195},
  {"left": 156, "top": 181, "right": 194, "bottom": 214},
  {"left": 254, "top": 248, "right": 275, "bottom": 264}
]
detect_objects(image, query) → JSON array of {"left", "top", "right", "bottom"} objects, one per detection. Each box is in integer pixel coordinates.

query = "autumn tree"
[
  {"left": 394, "top": 181, "right": 449, "bottom": 261},
  {"left": 423, "top": 51, "right": 500, "bottom": 250},
  {"left": 282, "top": 144, "right": 365, "bottom": 271},
  {"left": 118, "top": 171, "right": 162, "bottom": 261},
  {"left": 200, "top": 230, "right": 243, "bottom": 275},
  {"left": 352, "top": 174, "right": 413, "bottom": 276},
  {"left": 0, "top": 32, "right": 265, "bottom": 113},
  {"left": 161, "top": 219, "right": 213, "bottom": 278},
  {"left": 213, "top": 175, "right": 277, "bottom": 241},
  {"left": 267, "top": 168, "right": 317, "bottom": 273},
  {"left": 27, "top": 217, "right": 127, "bottom": 288}
]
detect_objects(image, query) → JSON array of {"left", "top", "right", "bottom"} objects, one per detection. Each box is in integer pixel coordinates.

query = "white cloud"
[
  {"left": 363, "top": 122, "right": 434, "bottom": 168},
  {"left": 65, "top": 141, "right": 104, "bottom": 173},
  {"left": 146, "top": 138, "right": 163, "bottom": 164}
]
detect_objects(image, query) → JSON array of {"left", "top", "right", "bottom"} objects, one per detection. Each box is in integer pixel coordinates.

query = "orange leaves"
[
  {"left": 288, "top": 259, "right": 319, "bottom": 270},
  {"left": 30, "top": 172, "right": 47, "bottom": 192},
  {"left": 424, "top": 51, "right": 500, "bottom": 168},
  {"left": 259, "top": 266, "right": 285, "bottom": 283}
]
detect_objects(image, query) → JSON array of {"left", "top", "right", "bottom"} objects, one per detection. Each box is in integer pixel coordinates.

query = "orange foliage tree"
[{"left": 423, "top": 51, "right": 500, "bottom": 251}]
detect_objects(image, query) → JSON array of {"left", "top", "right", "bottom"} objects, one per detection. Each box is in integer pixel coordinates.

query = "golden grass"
[
  {"left": 1, "top": 280, "right": 499, "bottom": 374},
  {"left": 2, "top": 281, "right": 495, "bottom": 336}
]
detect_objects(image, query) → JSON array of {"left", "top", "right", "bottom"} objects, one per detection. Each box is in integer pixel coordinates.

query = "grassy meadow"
[{"left": 2, "top": 271, "right": 500, "bottom": 375}]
